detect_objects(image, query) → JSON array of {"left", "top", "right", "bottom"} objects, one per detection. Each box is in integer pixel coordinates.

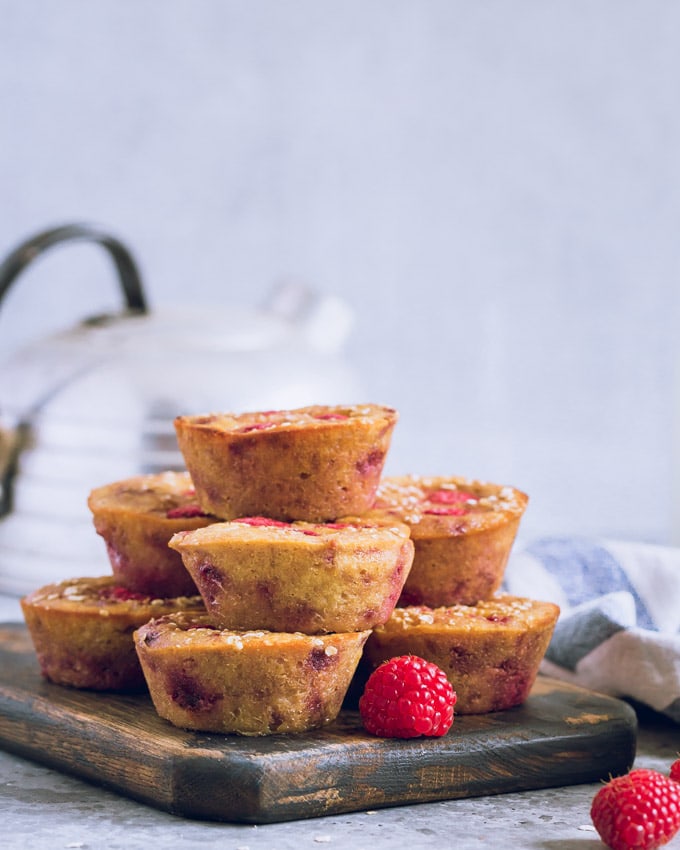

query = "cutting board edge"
[
  {"left": 167, "top": 719, "right": 638, "bottom": 823},
  {"left": 0, "top": 622, "right": 639, "bottom": 824}
]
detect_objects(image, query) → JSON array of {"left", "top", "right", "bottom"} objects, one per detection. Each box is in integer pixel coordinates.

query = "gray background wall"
[{"left": 1, "top": 1, "right": 679, "bottom": 545}]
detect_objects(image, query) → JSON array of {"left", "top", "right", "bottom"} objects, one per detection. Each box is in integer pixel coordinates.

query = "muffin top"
[
  {"left": 169, "top": 514, "right": 412, "bottom": 550},
  {"left": 366, "top": 475, "right": 528, "bottom": 538},
  {"left": 87, "top": 471, "right": 213, "bottom": 521},
  {"left": 135, "top": 611, "right": 371, "bottom": 653},
  {"left": 21, "top": 575, "right": 203, "bottom": 613},
  {"left": 378, "top": 594, "right": 560, "bottom": 635},
  {"left": 174, "top": 403, "right": 397, "bottom": 435}
]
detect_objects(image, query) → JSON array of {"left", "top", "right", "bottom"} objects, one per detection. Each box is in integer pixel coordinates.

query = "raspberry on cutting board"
[
  {"left": 358, "top": 654, "right": 456, "bottom": 739},
  {"left": 590, "top": 768, "right": 680, "bottom": 850}
]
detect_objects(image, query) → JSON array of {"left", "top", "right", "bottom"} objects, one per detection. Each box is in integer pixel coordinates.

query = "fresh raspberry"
[
  {"left": 670, "top": 759, "right": 680, "bottom": 783},
  {"left": 166, "top": 504, "right": 209, "bottom": 519},
  {"left": 590, "top": 768, "right": 680, "bottom": 850},
  {"left": 358, "top": 655, "right": 456, "bottom": 739}
]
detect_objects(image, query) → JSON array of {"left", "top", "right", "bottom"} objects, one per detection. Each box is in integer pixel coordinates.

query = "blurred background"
[{"left": 1, "top": 1, "right": 679, "bottom": 593}]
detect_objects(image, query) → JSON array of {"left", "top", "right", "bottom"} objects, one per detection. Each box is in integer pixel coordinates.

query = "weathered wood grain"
[{"left": 0, "top": 623, "right": 637, "bottom": 823}]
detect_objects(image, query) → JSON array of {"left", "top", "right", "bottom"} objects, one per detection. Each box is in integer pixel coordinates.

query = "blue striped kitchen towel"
[{"left": 504, "top": 536, "right": 680, "bottom": 722}]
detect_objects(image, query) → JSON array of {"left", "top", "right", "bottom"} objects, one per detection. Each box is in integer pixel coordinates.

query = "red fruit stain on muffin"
[
  {"left": 197, "top": 563, "right": 226, "bottom": 605},
  {"left": 169, "top": 671, "right": 222, "bottom": 712},
  {"left": 305, "top": 691, "right": 324, "bottom": 721},
  {"left": 485, "top": 613, "right": 513, "bottom": 624},
  {"left": 307, "top": 646, "right": 339, "bottom": 671},
  {"left": 427, "top": 489, "right": 474, "bottom": 505},
  {"left": 360, "top": 607, "right": 378, "bottom": 625},
  {"left": 423, "top": 489, "right": 475, "bottom": 517},
  {"left": 233, "top": 516, "right": 290, "bottom": 528},
  {"left": 491, "top": 661, "right": 532, "bottom": 710},
  {"left": 102, "top": 541, "right": 128, "bottom": 572},
  {"left": 355, "top": 449, "right": 385, "bottom": 475},
  {"left": 166, "top": 504, "right": 209, "bottom": 519},
  {"left": 98, "top": 586, "right": 148, "bottom": 603},
  {"left": 423, "top": 506, "right": 467, "bottom": 516},
  {"left": 375, "top": 547, "right": 412, "bottom": 609},
  {"left": 256, "top": 581, "right": 275, "bottom": 604},
  {"left": 239, "top": 422, "right": 275, "bottom": 433}
]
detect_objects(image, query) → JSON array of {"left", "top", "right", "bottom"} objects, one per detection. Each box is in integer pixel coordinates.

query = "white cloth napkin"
[{"left": 504, "top": 536, "right": 680, "bottom": 722}]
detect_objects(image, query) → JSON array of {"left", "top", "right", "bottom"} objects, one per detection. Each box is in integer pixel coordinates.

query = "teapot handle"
[{"left": 0, "top": 222, "right": 148, "bottom": 314}]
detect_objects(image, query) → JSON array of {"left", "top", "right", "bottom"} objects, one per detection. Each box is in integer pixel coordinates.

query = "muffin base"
[
  {"left": 367, "top": 475, "right": 528, "bottom": 607},
  {"left": 135, "top": 612, "right": 371, "bottom": 735},
  {"left": 169, "top": 516, "right": 414, "bottom": 634},
  {"left": 21, "top": 576, "right": 204, "bottom": 692},
  {"left": 360, "top": 595, "right": 559, "bottom": 714},
  {"left": 88, "top": 471, "right": 215, "bottom": 597}
]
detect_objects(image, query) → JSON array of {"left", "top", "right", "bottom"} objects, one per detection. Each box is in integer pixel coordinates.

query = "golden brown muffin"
[
  {"left": 366, "top": 475, "right": 528, "bottom": 606},
  {"left": 20, "top": 576, "right": 205, "bottom": 692},
  {"left": 169, "top": 515, "right": 414, "bottom": 634},
  {"left": 173, "top": 403, "right": 398, "bottom": 522},
  {"left": 135, "top": 611, "right": 371, "bottom": 735},
  {"left": 88, "top": 471, "right": 216, "bottom": 597},
  {"left": 361, "top": 594, "right": 559, "bottom": 714}
]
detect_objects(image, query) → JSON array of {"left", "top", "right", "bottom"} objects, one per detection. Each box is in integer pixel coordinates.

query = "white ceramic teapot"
[{"left": 0, "top": 223, "right": 361, "bottom": 594}]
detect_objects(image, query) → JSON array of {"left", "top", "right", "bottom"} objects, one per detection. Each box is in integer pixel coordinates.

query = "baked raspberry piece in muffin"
[
  {"left": 173, "top": 403, "right": 398, "bottom": 522},
  {"left": 169, "top": 515, "right": 414, "bottom": 634},
  {"left": 20, "top": 576, "right": 205, "bottom": 692},
  {"left": 366, "top": 475, "right": 528, "bottom": 606},
  {"left": 88, "top": 471, "right": 216, "bottom": 597},
  {"left": 361, "top": 594, "right": 559, "bottom": 714},
  {"left": 135, "top": 611, "right": 371, "bottom": 735}
]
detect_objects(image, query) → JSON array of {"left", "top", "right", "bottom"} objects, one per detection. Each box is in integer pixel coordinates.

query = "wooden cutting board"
[{"left": 0, "top": 622, "right": 636, "bottom": 824}]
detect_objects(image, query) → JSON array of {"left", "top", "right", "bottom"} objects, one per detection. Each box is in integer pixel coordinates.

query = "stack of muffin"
[
  {"left": 21, "top": 402, "right": 559, "bottom": 736},
  {"left": 358, "top": 476, "right": 560, "bottom": 715}
]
